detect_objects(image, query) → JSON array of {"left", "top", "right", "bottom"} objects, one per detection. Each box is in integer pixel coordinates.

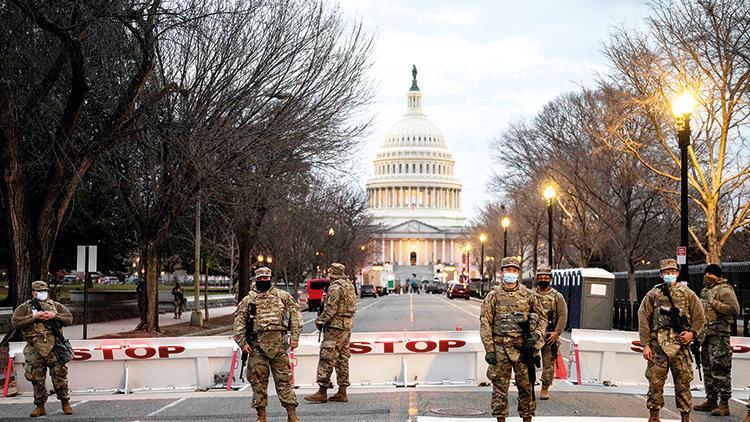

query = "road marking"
[
  {"left": 731, "top": 397, "right": 748, "bottom": 406},
  {"left": 441, "top": 296, "right": 480, "bottom": 318},
  {"left": 52, "top": 400, "right": 89, "bottom": 415},
  {"left": 418, "top": 418, "right": 681, "bottom": 421},
  {"left": 409, "top": 294, "right": 414, "bottom": 322},
  {"left": 146, "top": 397, "right": 187, "bottom": 417},
  {"left": 357, "top": 299, "right": 381, "bottom": 314},
  {"left": 408, "top": 390, "right": 419, "bottom": 420}
]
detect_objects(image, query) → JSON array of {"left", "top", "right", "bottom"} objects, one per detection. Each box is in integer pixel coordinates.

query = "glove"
[
  {"left": 525, "top": 334, "right": 540, "bottom": 351},
  {"left": 315, "top": 321, "right": 325, "bottom": 331},
  {"left": 484, "top": 352, "right": 497, "bottom": 365}
]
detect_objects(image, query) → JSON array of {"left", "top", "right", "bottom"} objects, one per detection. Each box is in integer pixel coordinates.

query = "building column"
[
  {"left": 441, "top": 239, "right": 446, "bottom": 263},
  {"left": 398, "top": 239, "right": 402, "bottom": 265},
  {"left": 450, "top": 239, "right": 455, "bottom": 262},
  {"left": 433, "top": 240, "right": 437, "bottom": 264},
  {"left": 381, "top": 237, "right": 385, "bottom": 262},
  {"left": 424, "top": 239, "right": 429, "bottom": 264},
  {"left": 390, "top": 239, "right": 394, "bottom": 263}
]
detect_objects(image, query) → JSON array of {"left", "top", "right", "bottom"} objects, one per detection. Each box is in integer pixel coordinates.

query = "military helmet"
[
  {"left": 327, "top": 263, "right": 346, "bottom": 277},
  {"left": 500, "top": 256, "right": 521, "bottom": 270},
  {"left": 254, "top": 267, "right": 272, "bottom": 279},
  {"left": 31, "top": 280, "right": 49, "bottom": 291},
  {"left": 659, "top": 259, "right": 678, "bottom": 272},
  {"left": 536, "top": 265, "right": 552, "bottom": 276}
]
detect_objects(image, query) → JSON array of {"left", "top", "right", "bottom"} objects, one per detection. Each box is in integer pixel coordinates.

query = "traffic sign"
[{"left": 677, "top": 246, "right": 687, "bottom": 265}]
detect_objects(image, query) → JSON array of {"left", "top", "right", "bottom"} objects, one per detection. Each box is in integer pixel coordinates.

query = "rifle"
[
  {"left": 30, "top": 298, "right": 74, "bottom": 363},
  {"left": 239, "top": 303, "right": 256, "bottom": 381},
  {"left": 546, "top": 311, "right": 558, "bottom": 362},
  {"left": 660, "top": 284, "right": 702, "bottom": 380},
  {"left": 317, "top": 290, "right": 327, "bottom": 342},
  {"left": 518, "top": 317, "right": 541, "bottom": 401}
]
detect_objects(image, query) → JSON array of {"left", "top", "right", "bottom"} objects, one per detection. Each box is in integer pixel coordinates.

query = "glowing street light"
[
  {"left": 671, "top": 89, "right": 697, "bottom": 282},
  {"left": 543, "top": 184, "right": 557, "bottom": 268},
  {"left": 257, "top": 254, "right": 265, "bottom": 263},
  {"left": 479, "top": 234, "right": 487, "bottom": 289},
  {"left": 501, "top": 216, "right": 510, "bottom": 257}
]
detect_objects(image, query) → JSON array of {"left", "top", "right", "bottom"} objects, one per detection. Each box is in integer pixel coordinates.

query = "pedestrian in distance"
[
  {"left": 11, "top": 281, "right": 74, "bottom": 417},
  {"left": 480, "top": 256, "right": 546, "bottom": 422},
  {"left": 233, "top": 267, "right": 303, "bottom": 422},
  {"left": 693, "top": 263, "right": 740, "bottom": 416},
  {"left": 638, "top": 259, "right": 705, "bottom": 422},
  {"left": 172, "top": 281, "right": 185, "bottom": 319},
  {"left": 533, "top": 264, "right": 567, "bottom": 401},
  {"left": 304, "top": 263, "right": 357, "bottom": 404}
]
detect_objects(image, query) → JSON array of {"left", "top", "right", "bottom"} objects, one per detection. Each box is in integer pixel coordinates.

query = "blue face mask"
[
  {"left": 663, "top": 274, "right": 677, "bottom": 284},
  {"left": 503, "top": 273, "right": 519, "bottom": 284}
]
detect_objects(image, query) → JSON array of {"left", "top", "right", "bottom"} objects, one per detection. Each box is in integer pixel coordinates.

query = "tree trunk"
[
  {"left": 143, "top": 241, "right": 160, "bottom": 332},
  {"left": 627, "top": 261, "right": 637, "bottom": 304}
]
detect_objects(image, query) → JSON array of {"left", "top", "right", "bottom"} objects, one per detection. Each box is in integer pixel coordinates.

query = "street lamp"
[
  {"left": 266, "top": 256, "right": 273, "bottom": 265},
  {"left": 543, "top": 184, "right": 556, "bottom": 268},
  {"left": 479, "top": 234, "right": 487, "bottom": 281},
  {"left": 501, "top": 216, "right": 510, "bottom": 257},
  {"left": 464, "top": 243, "right": 472, "bottom": 281},
  {"left": 257, "top": 254, "right": 265, "bottom": 263},
  {"left": 328, "top": 227, "right": 335, "bottom": 237},
  {"left": 672, "top": 89, "right": 697, "bottom": 283}
]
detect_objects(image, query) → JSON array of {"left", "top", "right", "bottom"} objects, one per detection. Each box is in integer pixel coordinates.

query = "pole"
[
  {"left": 191, "top": 196, "right": 203, "bottom": 327},
  {"left": 83, "top": 246, "right": 89, "bottom": 339},
  {"left": 480, "top": 243, "right": 485, "bottom": 282},
  {"left": 678, "top": 117, "right": 691, "bottom": 282},
  {"left": 503, "top": 227, "right": 508, "bottom": 258},
  {"left": 547, "top": 200, "right": 553, "bottom": 268},
  {"left": 204, "top": 255, "right": 209, "bottom": 321}
]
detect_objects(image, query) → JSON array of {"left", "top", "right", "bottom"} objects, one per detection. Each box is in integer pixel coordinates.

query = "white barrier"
[
  {"left": 8, "top": 330, "right": 490, "bottom": 395},
  {"left": 569, "top": 329, "right": 750, "bottom": 389}
]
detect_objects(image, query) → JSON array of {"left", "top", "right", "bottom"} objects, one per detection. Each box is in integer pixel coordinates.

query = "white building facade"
[{"left": 366, "top": 67, "right": 466, "bottom": 283}]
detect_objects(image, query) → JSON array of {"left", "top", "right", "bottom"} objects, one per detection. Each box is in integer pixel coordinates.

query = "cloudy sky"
[{"left": 340, "top": 0, "right": 651, "bottom": 218}]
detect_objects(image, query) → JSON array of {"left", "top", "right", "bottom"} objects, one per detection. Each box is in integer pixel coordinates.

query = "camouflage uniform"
[
  {"left": 534, "top": 266, "right": 567, "bottom": 390},
  {"left": 638, "top": 259, "right": 704, "bottom": 418},
  {"left": 233, "top": 268, "right": 303, "bottom": 411},
  {"left": 480, "top": 257, "right": 546, "bottom": 420},
  {"left": 697, "top": 272, "right": 739, "bottom": 411},
  {"left": 314, "top": 263, "right": 356, "bottom": 389},
  {"left": 11, "top": 281, "right": 73, "bottom": 415}
]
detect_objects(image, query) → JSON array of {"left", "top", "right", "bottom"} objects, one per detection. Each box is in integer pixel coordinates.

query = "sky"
[{"left": 340, "top": 0, "right": 652, "bottom": 219}]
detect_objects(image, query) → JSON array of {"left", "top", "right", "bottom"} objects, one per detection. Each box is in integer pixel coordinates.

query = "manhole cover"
[{"left": 430, "top": 407, "right": 486, "bottom": 416}]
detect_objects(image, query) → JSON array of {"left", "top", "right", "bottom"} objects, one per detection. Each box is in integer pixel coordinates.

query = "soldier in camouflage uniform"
[
  {"left": 304, "top": 263, "right": 357, "bottom": 404},
  {"left": 233, "top": 267, "right": 303, "bottom": 422},
  {"left": 11, "top": 281, "right": 74, "bottom": 417},
  {"left": 638, "top": 259, "right": 704, "bottom": 422},
  {"left": 533, "top": 264, "right": 567, "bottom": 400},
  {"left": 693, "top": 264, "right": 739, "bottom": 417},
  {"left": 480, "top": 256, "right": 546, "bottom": 422}
]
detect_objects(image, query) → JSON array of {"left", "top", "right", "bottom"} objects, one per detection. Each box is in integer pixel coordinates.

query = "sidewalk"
[{"left": 64, "top": 305, "right": 237, "bottom": 339}]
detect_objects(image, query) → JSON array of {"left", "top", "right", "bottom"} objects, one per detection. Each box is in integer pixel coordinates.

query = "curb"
[{"left": 185, "top": 325, "right": 235, "bottom": 337}]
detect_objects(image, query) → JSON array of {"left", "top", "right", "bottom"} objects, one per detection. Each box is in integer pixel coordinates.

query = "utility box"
[{"left": 551, "top": 268, "right": 615, "bottom": 331}]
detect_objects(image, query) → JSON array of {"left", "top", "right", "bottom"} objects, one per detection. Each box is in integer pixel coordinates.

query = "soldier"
[
  {"left": 304, "top": 263, "right": 357, "bottom": 403},
  {"left": 638, "top": 259, "right": 705, "bottom": 422},
  {"left": 480, "top": 256, "right": 546, "bottom": 422},
  {"left": 233, "top": 267, "right": 303, "bottom": 422},
  {"left": 693, "top": 264, "right": 740, "bottom": 416},
  {"left": 533, "top": 264, "right": 567, "bottom": 400},
  {"left": 11, "top": 281, "right": 74, "bottom": 417}
]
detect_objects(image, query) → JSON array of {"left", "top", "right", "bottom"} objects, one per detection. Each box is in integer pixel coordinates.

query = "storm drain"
[{"left": 429, "top": 407, "right": 486, "bottom": 416}]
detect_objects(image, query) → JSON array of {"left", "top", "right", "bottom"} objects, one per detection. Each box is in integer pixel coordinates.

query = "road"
[{"left": 2, "top": 292, "right": 748, "bottom": 421}]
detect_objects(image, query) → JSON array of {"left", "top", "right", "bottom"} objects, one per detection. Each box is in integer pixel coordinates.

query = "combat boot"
[
  {"left": 693, "top": 398, "right": 717, "bottom": 412},
  {"left": 743, "top": 408, "right": 749, "bottom": 422},
  {"left": 710, "top": 399, "right": 730, "bottom": 416},
  {"left": 540, "top": 385, "right": 550, "bottom": 400},
  {"left": 522, "top": 417, "right": 532, "bottom": 422},
  {"left": 61, "top": 398, "right": 74, "bottom": 415},
  {"left": 648, "top": 409, "right": 660, "bottom": 422},
  {"left": 285, "top": 405, "right": 299, "bottom": 422},
  {"left": 30, "top": 405, "right": 46, "bottom": 417},
  {"left": 303, "top": 387, "right": 328, "bottom": 403},
  {"left": 255, "top": 407, "right": 267, "bottom": 422},
  {"left": 329, "top": 386, "right": 348, "bottom": 402},
  {"left": 496, "top": 418, "right": 505, "bottom": 422},
  {"left": 680, "top": 412, "right": 690, "bottom": 422}
]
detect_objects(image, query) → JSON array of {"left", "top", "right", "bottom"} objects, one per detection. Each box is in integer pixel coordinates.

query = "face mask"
[
  {"left": 256, "top": 280, "right": 272, "bottom": 292},
  {"left": 663, "top": 274, "right": 677, "bottom": 284},
  {"left": 537, "top": 280, "right": 550, "bottom": 289},
  {"left": 503, "top": 273, "right": 518, "bottom": 284},
  {"left": 35, "top": 291, "right": 49, "bottom": 301}
]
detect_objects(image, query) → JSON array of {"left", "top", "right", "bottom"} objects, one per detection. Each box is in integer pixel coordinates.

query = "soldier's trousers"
[
  {"left": 701, "top": 335, "right": 732, "bottom": 401},
  {"left": 316, "top": 327, "right": 351, "bottom": 389},
  {"left": 645, "top": 348, "right": 693, "bottom": 414},
  {"left": 486, "top": 349, "right": 535, "bottom": 418},
  {"left": 540, "top": 342, "right": 558, "bottom": 387},
  {"left": 247, "top": 346, "right": 297, "bottom": 408},
  {"left": 23, "top": 344, "right": 69, "bottom": 406}
]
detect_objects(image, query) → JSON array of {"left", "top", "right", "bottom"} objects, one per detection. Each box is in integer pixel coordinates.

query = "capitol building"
[{"left": 366, "top": 67, "right": 466, "bottom": 283}]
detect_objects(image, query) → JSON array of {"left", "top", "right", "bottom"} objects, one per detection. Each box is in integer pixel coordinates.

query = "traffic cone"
[{"left": 554, "top": 353, "right": 567, "bottom": 379}]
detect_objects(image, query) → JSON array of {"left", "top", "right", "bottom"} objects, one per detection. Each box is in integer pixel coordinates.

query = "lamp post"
[
  {"left": 543, "top": 184, "right": 556, "bottom": 267},
  {"left": 464, "top": 243, "right": 472, "bottom": 281},
  {"left": 501, "top": 216, "right": 510, "bottom": 257},
  {"left": 672, "top": 90, "right": 697, "bottom": 282},
  {"left": 479, "top": 234, "right": 487, "bottom": 280}
]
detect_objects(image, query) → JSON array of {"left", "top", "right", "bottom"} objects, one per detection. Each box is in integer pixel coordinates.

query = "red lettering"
[
  {"left": 158, "top": 345, "right": 185, "bottom": 358},
  {"left": 375, "top": 340, "right": 401, "bottom": 353},
  {"left": 125, "top": 347, "right": 156, "bottom": 359},
  {"left": 73, "top": 348, "right": 91, "bottom": 361},
  {"left": 439, "top": 339, "right": 466, "bottom": 352},
  {"left": 96, "top": 346, "right": 121, "bottom": 360},
  {"left": 349, "top": 342, "right": 372, "bottom": 354},
  {"left": 406, "top": 340, "right": 436, "bottom": 353}
]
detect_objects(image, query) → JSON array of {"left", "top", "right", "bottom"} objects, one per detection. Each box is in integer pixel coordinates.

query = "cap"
[
  {"left": 659, "top": 259, "right": 678, "bottom": 272},
  {"left": 31, "top": 281, "right": 49, "bottom": 291},
  {"left": 327, "top": 263, "right": 346, "bottom": 277},
  {"left": 254, "top": 267, "right": 272, "bottom": 279},
  {"left": 536, "top": 265, "right": 552, "bottom": 276},
  {"left": 500, "top": 256, "right": 521, "bottom": 270}
]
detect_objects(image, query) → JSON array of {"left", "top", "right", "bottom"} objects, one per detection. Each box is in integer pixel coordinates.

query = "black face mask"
[
  {"left": 256, "top": 280, "right": 272, "bottom": 292},
  {"left": 537, "top": 280, "right": 550, "bottom": 289}
]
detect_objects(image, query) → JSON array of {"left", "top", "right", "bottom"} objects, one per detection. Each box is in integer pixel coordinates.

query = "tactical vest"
[
  {"left": 492, "top": 285, "right": 537, "bottom": 338},
  {"left": 536, "top": 288, "right": 559, "bottom": 322},
  {"left": 701, "top": 281, "right": 734, "bottom": 335},
  {"left": 249, "top": 288, "right": 288, "bottom": 333},
  {"left": 329, "top": 278, "right": 356, "bottom": 317},
  {"left": 650, "top": 283, "right": 692, "bottom": 332},
  {"left": 20, "top": 300, "right": 58, "bottom": 357}
]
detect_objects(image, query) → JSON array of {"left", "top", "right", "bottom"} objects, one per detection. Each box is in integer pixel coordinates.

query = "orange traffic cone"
[{"left": 554, "top": 353, "right": 568, "bottom": 379}]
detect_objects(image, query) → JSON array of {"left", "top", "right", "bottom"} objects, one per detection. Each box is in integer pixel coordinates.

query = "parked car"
[
  {"left": 425, "top": 281, "right": 446, "bottom": 294},
  {"left": 102, "top": 276, "right": 120, "bottom": 285},
  {"left": 306, "top": 278, "right": 330, "bottom": 312},
  {"left": 447, "top": 283, "right": 470, "bottom": 300},
  {"left": 360, "top": 284, "right": 377, "bottom": 298},
  {"left": 62, "top": 275, "right": 80, "bottom": 284}
]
